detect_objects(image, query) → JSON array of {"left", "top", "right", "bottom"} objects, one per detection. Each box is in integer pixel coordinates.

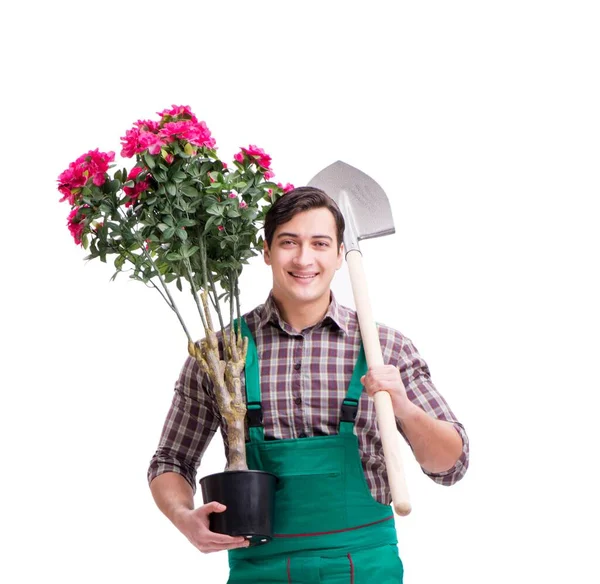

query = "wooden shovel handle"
[{"left": 346, "top": 250, "right": 412, "bottom": 516}]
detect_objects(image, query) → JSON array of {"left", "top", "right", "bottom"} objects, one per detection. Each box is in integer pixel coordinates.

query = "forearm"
[
  {"left": 396, "top": 401, "right": 463, "bottom": 473},
  {"left": 150, "top": 471, "right": 196, "bottom": 529}
]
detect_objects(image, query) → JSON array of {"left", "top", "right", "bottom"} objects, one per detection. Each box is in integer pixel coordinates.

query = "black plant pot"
[{"left": 200, "top": 469, "right": 277, "bottom": 547}]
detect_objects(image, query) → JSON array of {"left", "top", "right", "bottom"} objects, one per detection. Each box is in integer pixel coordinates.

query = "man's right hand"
[{"left": 175, "top": 501, "right": 250, "bottom": 553}]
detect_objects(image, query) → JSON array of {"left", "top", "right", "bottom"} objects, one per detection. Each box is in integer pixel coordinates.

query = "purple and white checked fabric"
[{"left": 147, "top": 292, "right": 469, "bottom": 504}]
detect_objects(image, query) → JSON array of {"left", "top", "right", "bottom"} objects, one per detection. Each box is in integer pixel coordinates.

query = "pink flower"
[
  {"left": 120, "top": 106, "right": 216, "bottom": 158},
  {"left": 228, "top": 192, "right": 237, "bottom": 198},
  {"left": 164, "top": 152, "right": 174, "bottom": 164},
  {"left": 123, "top": 166, "right": 150, "bottom": 207},
  {"left": 120, "top": 127, "right": 140, "bottom": 158},
  {"left": 278, "top": 182, "right": 295, "bottom": 193},
  {"left": 127, "top": 166, "right": 145, "bottom": 181},
  {"left": 160, "top": 120, "right": 216, "bottom": 149},
  {"left": 57, "top": 150, "right": 115, "bottom": 204},
  {"left": 120, "top": 120, "right": 162, "bottom": 158},
  {"left": 264, "top": 170, "right": 275, "bottom": 180},
  {"left": 157, "top": 105, "right": 198, "bottom": 122},
  {"left": 217, "top": 225, "right": 224, "bottom": 231},
  {"left": 135, "top": 119, "right": 160, "bottom": 133},
  {"left": 138, "top": 131, "right": 165, "bottom": 155},
  {"left": 236, "top": 145, "right": 272, "bottom": 171},
  {"left": 67, "top": 207, "right": 85, "bottom": 245},
  {"left": 239, "top": 200, "right": 247, "bottom": 209},
  {"left": 160, "top": 120, "right": 192, "bottom": 140}
]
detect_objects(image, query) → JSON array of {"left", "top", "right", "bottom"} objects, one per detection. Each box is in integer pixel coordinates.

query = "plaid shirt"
[{"left": 147, "top": 292, "right": 469, "bottom": 505}]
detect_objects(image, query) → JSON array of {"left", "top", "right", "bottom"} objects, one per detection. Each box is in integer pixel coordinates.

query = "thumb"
[
  {"left": 360, "top": 375, "right": 365, "bottom": 384},
  {"left": 205, "top": 501, "right": 227, "bottom": 514}
]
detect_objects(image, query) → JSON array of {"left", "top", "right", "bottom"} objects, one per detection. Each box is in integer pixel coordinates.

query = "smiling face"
[{"left": 264, "top": 207, "right": 344, "bottom": 315}]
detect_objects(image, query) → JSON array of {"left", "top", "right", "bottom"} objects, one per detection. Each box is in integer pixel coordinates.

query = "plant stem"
[
  {"left": 207, "top": 268, "right": 226, "bottom": 335},
  {"left": 118, "top": 209, "right": 193, "bottom": 343},
  {"left": 199, "top": 232, "right": 225, "bottom": 335},
  {"left": 235, "top": 275, "right": 242, "bottom": 345},
  {"left": 183, "top": 257, "right": 209, "bottom": 336}
]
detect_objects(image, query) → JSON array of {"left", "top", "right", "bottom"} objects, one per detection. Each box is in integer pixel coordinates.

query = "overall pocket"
[{"left": 253, "top": 438, "right": 348, "bottom": 534}]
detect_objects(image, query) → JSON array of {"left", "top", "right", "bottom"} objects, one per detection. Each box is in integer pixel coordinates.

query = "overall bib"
[{"left": 227, "top": 320, "right": 404, "bottom": 583}]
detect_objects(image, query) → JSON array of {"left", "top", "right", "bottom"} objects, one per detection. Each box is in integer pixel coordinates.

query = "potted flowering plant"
[{"left": 57, "top": 105, "right": 293, "bottom": 543}]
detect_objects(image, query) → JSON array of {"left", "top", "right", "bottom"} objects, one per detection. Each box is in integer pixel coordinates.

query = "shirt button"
[
  {"left": 295, "top": 397, "right": 302, "bottom": 405},
  {"left": 298, "top": 432, "right": 307, "bottom": 438},
  {"left": 294, "top": 362, "right": 301, "bottom": 371}
]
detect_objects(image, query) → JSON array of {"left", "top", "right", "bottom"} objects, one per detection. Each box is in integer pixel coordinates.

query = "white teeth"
[{"left": 290, "top": 273, "right": 316, "bottom": 279}]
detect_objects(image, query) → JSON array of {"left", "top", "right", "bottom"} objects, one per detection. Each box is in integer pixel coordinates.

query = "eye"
[{"left": 314, "top": 241, "right": 329, "bottom": 247}]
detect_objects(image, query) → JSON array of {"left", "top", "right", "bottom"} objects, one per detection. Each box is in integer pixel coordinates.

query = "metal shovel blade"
[{"left": 308, "top": 161, "right": 395, "bottom": 253}]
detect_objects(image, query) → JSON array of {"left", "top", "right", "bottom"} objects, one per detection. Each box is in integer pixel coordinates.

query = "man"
[{"left": 148, "top": 187, "right": 469, "bottom": 583}]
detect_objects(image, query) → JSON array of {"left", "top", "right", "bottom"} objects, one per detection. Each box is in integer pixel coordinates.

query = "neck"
[{"left": 272, "top": 291, "right": 331, "bottom": 333}]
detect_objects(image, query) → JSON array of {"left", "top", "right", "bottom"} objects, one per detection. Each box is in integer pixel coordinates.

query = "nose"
[{"left": 292, "top": 243, "right": 314, "bottom": 267}]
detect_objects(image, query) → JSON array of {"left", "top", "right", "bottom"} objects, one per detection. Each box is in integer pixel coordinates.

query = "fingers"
[
  {"left": 203, "top": 501, "right": 227, "bottom": 514},
  {"left": 198, "top": 535, "right": 250, "bottom": 553},
  {"left": 362, "top": 367, "right": 401, "bottom": 387},
  {"left": 192, "top": 501, "right": 250, "bottom": 554}
]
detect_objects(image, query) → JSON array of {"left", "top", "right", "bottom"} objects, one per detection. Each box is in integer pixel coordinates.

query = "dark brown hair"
[{"left": 264, "top": 187, "right": 345, "bottom": 250}]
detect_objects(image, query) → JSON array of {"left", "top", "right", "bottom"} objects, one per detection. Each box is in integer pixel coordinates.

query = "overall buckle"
[
  {"left": 246, "top": 402, "right": 263, "bottom": 427},
  {"left": 341, "top": 398, "right": 359, "bottom": 422}
]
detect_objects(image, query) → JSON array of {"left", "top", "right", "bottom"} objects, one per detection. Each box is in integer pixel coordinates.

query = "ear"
[
  {"left": 336, "top": 242, "right": 344, "bottom": 270},
  {"left": 263, "top": 240, "right": 271, "bottom": 266}
]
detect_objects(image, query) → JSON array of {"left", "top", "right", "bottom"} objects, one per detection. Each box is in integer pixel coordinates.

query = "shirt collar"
[{"left": 258, "top": 291, "right": 349, "bottom": 335}]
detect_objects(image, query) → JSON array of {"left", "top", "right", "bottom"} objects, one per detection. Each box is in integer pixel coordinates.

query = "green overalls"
[{"left": 227, "top": 320, "right": 404, "bottom": 583}]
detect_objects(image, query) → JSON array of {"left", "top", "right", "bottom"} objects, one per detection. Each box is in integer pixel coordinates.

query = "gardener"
[{"left": 147, "top": 186, "right": 469, "bottom": 583}]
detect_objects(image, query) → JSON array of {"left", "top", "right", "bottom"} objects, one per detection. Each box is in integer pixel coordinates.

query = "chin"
[{"left": 289, "top": 287, "right": 328, "bottom": 304}]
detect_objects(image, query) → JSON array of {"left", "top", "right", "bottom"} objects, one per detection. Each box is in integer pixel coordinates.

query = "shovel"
[{"left": 308, "top": 160, "right": 412, "bottom": 516}]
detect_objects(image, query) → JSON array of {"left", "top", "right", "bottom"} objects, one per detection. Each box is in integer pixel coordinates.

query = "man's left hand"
[{"left": 361, "top": 365, "right": 413, "bottom": 420}]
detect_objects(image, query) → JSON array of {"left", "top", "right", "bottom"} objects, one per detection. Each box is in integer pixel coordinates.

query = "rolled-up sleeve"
[
  {"left": 395, "top": 335, "right": 470, "bottom": 486},
  {"left": 147, "top": 352, "right": 221, "bottom": 494}
]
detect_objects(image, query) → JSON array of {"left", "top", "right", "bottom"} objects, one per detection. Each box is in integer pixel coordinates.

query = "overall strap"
[
  {"left": 339, "top": 343, "right": 368, "bottom": 434},
  {"left": 238, "top": 318, "right": 265, "bottom": 442}
]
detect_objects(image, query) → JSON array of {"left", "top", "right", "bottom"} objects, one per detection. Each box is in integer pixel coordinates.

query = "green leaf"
[
  {"left": 206, "top": 205, "right": 222, "bottom": 216},
  {"left": 182, "top": 245, "right": 200, "bottom": 258},
  {"left": 166, "top": 252, "right": 183, "bottom": 261},
  {"left": 176, "top": 228, "right": 187, "bottom": 241},
  {"left": 143, "top": 152, "right": 156, "bottom": 169},
  {"left": 175, "top": 199, "right": 191, "bottom": 212},
  {"left": 181, "top": 185, "right": 200, "bottom": 197},
  {"left": 163, "top": 227, "right": 175, "bottom": 239},
  {"left": 204, "top": 215, "right": 217, "bottom": 232},
  {"left": 166, "top": 183, "right": 177, "bottom": 197},
  {"left": 171, "top": 170, "right": 187, "bottom": 183},
  {"left": 114, "top": 255, "right": 126, "bottom": 270},
  {"left": 203, "top": 195, "right": 219, "bottom": 207}
]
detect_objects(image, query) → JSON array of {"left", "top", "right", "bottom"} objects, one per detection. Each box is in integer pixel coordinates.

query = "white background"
[{"left": 1, "top": 1, "right": 598, "bottom": 582}]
